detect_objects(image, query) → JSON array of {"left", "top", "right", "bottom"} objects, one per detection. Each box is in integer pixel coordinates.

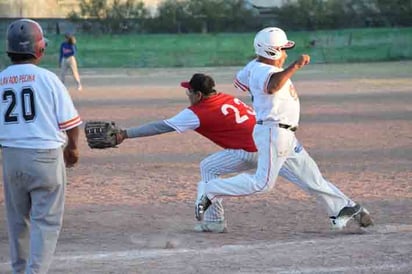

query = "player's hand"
[
  {"left": 295, "top": 54, "right": 310, "bottom": 69},
  {"left": 64, "top": 147, "right": 79, "bottom": 168},
  {"left": 115, "top": 129, "right": 128, "bottom": 145}
]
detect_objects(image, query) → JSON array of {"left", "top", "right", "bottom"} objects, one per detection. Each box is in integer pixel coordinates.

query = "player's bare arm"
[
  {"left": 267, "top": 54, "right": 310, "bottom": 94},
  {"left": 117, "top": 121, "right": 175, "bottom": 144},
  {"left": 64, "top": 126, "right": 80, "bottom": 168}
]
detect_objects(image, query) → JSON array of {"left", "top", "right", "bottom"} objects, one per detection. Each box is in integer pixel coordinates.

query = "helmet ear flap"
[
  {"left": 36, "top": 38, "right": 46, "bottom": 58},
  {"left": 268, "top": 48, "right": 282, "bottom": 60}
]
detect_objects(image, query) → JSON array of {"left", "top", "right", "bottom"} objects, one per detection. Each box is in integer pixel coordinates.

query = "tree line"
[{"left": 67, "top": 0, "right": 412, "bottom": 34}]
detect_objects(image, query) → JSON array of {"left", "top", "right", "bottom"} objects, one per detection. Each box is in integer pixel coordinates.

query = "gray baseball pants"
[{"left": 2, "top": 147, "right": 66, "bottom": 274}]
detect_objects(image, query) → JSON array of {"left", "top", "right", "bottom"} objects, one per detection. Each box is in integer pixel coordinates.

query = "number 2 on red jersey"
[{"left": 221, "top": 98, "right": 255, "bottom": 124}]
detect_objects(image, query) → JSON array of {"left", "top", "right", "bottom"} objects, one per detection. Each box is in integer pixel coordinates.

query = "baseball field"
[{"left": 0, "top": 61, "right": 411, "bottom": 273}]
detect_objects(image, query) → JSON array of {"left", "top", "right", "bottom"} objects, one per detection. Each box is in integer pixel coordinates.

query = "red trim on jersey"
[
  {"left": 189, "top": 93, "right": 257, "bottom": 152},
  {"left": 234, "top": 78, "right": 249, "bottom": 92},
  {"left": 59, "top": 116, "right": 81, "bottom": 130}
]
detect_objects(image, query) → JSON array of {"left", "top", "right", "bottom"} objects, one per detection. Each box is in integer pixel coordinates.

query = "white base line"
[
  {"left": 1, "top": 224, "right": 411, "bottom": 271},
  {"left": 276, "top": 263, "right": 412, "bottom": 274},
  {"left": 3, "top": 237, "right": 353, "bottom": 265}
]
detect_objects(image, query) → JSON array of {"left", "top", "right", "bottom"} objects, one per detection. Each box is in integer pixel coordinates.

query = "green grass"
[{"left": 1, "top": 27, "right": 411, "bottom": 69}]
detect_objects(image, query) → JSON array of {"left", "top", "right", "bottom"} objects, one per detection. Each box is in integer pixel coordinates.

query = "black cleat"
[
  {"left": 330, "top": 204, "right": 361, "bottom": 230},
  {"left": 195, "top": 195, "right": 211, "bottom": 221}
]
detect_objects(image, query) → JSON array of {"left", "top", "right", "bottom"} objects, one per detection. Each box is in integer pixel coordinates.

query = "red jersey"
[{"left": 188, "top": 93, "right": 257, "bottom": 152}]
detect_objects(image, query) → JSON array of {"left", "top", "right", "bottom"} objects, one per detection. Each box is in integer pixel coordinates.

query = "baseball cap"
[{"left": 180, "top": 73, "right": 215, "bottom": 95}]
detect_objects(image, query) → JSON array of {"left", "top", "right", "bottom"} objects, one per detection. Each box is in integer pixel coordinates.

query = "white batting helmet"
[{"left": 253, "top": 27, "right": 295, "bottom": 60}]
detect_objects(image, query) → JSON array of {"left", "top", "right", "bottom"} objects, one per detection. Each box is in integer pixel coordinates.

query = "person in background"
[{"left": 59, "top": 32, "right": 82, "bottom": 91}]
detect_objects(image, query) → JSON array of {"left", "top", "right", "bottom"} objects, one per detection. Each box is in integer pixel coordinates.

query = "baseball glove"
[{"left": 84, "top": 121, "right": 120, "bottom": 149}]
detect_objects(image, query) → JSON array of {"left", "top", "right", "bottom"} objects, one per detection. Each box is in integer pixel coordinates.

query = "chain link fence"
[{"left": 0, "top": 19, "right": 411, "bottom": 69}]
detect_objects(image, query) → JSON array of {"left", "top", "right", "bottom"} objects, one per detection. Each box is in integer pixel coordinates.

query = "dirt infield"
[{"left": 0, "top": 62, "right": 411, "bottom": 273}]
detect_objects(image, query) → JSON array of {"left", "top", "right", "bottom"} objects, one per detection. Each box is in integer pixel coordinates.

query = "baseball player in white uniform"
[
  {"left": 196, "top": 27, "right": 373, "bottom": 230},
  {"left": 0, "top": 19, "right": 82, "bottom": 273}
]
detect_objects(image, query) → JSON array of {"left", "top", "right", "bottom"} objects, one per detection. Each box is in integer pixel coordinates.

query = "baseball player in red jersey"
[
  {"left": 196, "top": 27, "right": 373, "bottom": 231},
  {"left": 114, "top": 73, "right": 260, "bottom": 232},
  {"left": 0, "top": 19, "right": 81, "bottom": 273},
  {"left": 115, "top": 73, "right": 321, "bottom": 232}
]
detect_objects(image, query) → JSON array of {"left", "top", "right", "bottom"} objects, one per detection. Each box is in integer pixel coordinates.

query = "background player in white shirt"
[
  {"left": 196, "top": 27, "right": 373, "bottom": 231},
  {"left": 0, "top": 19, "right": 82, "bottom": 273}
]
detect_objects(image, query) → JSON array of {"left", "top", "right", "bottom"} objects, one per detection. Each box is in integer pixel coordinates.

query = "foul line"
[
  {"left": 276, "top": 263, "right": 412, "bottom": 273},
  {"left": 0, "top": 224, "right": 411, "bottom": 271}
]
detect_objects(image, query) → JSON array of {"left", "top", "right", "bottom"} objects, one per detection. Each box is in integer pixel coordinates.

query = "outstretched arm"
[{"left": 117, "top": 120, "right": 175, "bottom": 144}]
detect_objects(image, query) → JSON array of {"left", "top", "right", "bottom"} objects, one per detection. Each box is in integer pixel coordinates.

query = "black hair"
[{"left": 189, "top": 73, "right": 216, "bottom": 95}]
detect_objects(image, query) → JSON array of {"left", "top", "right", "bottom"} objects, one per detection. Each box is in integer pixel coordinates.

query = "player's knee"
[{"left": 199, "top": 160, "right": 219, "bottom": 178}]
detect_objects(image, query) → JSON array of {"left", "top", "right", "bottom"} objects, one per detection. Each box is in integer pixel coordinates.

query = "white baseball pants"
[{"left": 204, "top": 123, "right": 355, "bottom": 218}]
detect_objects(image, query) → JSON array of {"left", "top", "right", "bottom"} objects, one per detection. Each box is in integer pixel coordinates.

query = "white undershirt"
[{"left": 164, "top": 108, "right": 200, "bottom": 133}]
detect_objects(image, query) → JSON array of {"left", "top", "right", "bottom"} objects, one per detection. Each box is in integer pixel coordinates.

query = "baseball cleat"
[
  {"left": 330, "top": 203, "right": 361, "bottom": 230},
  {"left": 354, "top": 207, "right": 374, "bottom": 228},
  {"left": 194, "top": 220, "right": 228, "bottom": 233},
  {"left": 195, "top": 195, "right": 211, "bottom": 221}
]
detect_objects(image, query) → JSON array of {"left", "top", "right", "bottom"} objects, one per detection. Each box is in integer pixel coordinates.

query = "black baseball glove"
[{"left": 84, "top": 121, "right": 120, "bottom": 149}]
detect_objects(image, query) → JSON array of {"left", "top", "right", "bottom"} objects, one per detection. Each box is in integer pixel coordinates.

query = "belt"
[{"left": 256, "top": 120, "right": 298, "bottom": 132}]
